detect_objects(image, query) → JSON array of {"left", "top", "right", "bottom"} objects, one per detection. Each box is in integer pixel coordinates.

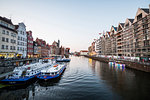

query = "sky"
[{"left": 0, "top": 0, "right": 149, "bottom": 52}]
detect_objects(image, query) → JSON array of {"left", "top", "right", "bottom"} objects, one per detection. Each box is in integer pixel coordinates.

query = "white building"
[
  {"left": 80, "top": 50, "right": 88, "bottom": 56},
  {"left": 0, "top": 16, "right": 18, "bottom": 58},
  {"left": 15, "top": 23, "right": 27, "bottom": 58},
  {"left": 95, "top": 38, "right": 101, "bottom": 55}
]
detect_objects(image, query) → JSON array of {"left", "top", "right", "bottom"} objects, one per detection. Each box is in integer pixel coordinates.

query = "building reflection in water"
[{"left": 88, "top": 58, "right": 150, "bottom": 100}]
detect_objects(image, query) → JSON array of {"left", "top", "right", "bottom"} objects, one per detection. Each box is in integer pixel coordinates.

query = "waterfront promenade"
[{"left": 85, "top": 55, "right": 150, "bottom": 72}]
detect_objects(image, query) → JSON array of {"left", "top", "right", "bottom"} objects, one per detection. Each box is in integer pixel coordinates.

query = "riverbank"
[{"left": 84, "top": 55, "right": 150, "bottom": 73}]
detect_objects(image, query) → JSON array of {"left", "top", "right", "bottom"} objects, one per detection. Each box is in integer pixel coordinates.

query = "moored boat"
[
  {"left": 37, "top": 63, "right": 67, "bottom": 80},
  {"left": 56, "top": 58, "right": 71, "bottom": 62},
  {"left": 1, "top": 58, "right": 55, "bottom": 85}
]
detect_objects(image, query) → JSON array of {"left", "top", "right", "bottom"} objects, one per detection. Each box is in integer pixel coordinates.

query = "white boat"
[
  {"left": 1, "top": 58, "right": 55, "bottom": 84},
  {"left": 37, "top": 63, "right": 67, "bottom": 80}
]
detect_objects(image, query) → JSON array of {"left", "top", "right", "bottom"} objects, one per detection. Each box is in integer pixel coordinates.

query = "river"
[{"left": 0, "top": 56, "right": 150, "bottom": 100}]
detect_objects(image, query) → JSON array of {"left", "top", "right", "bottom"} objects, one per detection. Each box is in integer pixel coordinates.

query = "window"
[
  {"left": 10, "top": 46, "right": 12, "bottom": 50},
  {"left": 6, "top": 38, "right": 9, "bottom": 42},
  {"left": 14, "top": 33, "right": 16, "bottom": 37},
  {"left": 137, "top": 13, "right": 142, "bottom": 20},
  {"left": 18, "top": 47, "right": 19, "bottom": 50},
  {"left": 11, "top": 33, "right": 13, "bottom": 37},
  {"left": 1, "top": 45, "right": 4, "bottom": 49},
  {"left": 2, "top": 37, "right": 5, "bottom": 42},
  {"left": 6, "top": 31, "right": 9, "bottom": 35},
  {"left": 2, "top": 30, "right": 5, "bottom": 34},
  {"left": 6, "top": 45, "right": 8, "bottom": 50},
  {"left": 11, "top": 39, "right": 13, "bottom": 43}
]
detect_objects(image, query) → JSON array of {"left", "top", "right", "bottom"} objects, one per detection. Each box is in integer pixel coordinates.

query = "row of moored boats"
[{"left": 0, "top": 57, "right": 71, "bottom": 85}]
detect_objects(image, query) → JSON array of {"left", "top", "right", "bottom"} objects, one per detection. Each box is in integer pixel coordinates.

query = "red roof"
[{"left": 80, "top": 50, "right": 88, "bottom": 52}]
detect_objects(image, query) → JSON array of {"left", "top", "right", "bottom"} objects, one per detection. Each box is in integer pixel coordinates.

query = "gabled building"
[
  {"left": 15, "top": 22, "right": 27, "bottom": 58},
  {"left": 95, "top": 37, "right": 103, "bottom": 55},
  {"left": 110, "top": 26, "right": 117, "bottom": 56},
  {"left": 105, "top": 31, "right": 111, "bottom": 55},
  {"left": 132, "top": 7, "right": 150, "bottom": 57},
  {"left": 0, "top": 16, "right": 17, "bottom": 58},
  {"left": 33, "top": 41, "right": 39, "bottom": 58},
  {"left": 123, "top": 18, "right": 134, "bottom": 57},
  {"left": 27, "top": 31, "right": 33, "bottom": 58},
  {"left": 52, "top": 40, "right": 60, "bottom": 55},
  {"left": 116, "top": 23, "right": 124, "bottom": 56},
  {"left": 35, "top": 38, "right": 48, "bottom": 57}
]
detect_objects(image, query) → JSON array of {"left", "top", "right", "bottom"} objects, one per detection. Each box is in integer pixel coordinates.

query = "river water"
[{"left": 0, "top": 56, "right": 150, "bottom": 100}]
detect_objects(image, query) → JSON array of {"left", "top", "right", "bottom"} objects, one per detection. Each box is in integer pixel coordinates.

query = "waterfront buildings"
[
  {"left": 116, "top": 23, "right": 124, "bottom": 56},
  {"left": 123, "top": 18, "right": 134, "bottom": 57},
  {"left": 88, "top": 41, "right": 96, "bottom": 56},
  {"left": 90, "top": 4, "right": 150, "bottom": 61},
  {"left": 27, "top": 31, "right": 33, "bottom": 58},
  {"left": 105, "top": 32, "right": 111, "bottom": 55},
  {"left": 110, "top": 26, "right": 117, "bottom": 56},
  {"left": 0, "top": 16, "right": 17, "bottom": 58},
  {"left": 133, "top": 7, "right": 150, "bottom": 57},
  {"left": 33, "top": 41, "right": 39, "bottom": 58},
  {"left": 35, "top": 38, "right": 48, "bottom": 57},
  {"left": 95, "top": 38, "right": 101, "bottom": 55},
  {"left": 52, "top": 40, "right": 60, "bottom": 55},
  {"left": 15, "top": 23, "right": 27, "bottom": 58},
  {"left": 80, "top": 50, "right": 88, "bottom": 56}
]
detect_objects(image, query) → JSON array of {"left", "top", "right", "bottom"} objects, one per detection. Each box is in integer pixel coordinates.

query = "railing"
[{"left": 94, "top": 55, "right": 150, "bottom": 66}]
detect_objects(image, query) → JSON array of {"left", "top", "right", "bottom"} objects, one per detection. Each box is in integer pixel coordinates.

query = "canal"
[{"left": 0, "top": 56, "right": 150, "bottom": 100}]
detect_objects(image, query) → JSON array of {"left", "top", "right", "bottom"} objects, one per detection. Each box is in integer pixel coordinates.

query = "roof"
[
  {"left": 0, "top": 24, "right": 17, "bottom": 33},
  {"left": 120, "top": 23, "right": 125, "bottom": 27},
  {"left": 15, "top": 25, "right": 19, "bottom": 30},
  {"left": 141, "top": 8, "right": 149, "bottom": 14},
  {"left": 80, "top": 50, "right": 88, "bottom": 52},
  {"left": 114, "top": 27, "right": 117, "bottom": 31},
  {"left": 128, "top": 19, "right": 134, "bottom": 23},
  {"left": 0, "top": 16, "right": 13, "bottom": 25}
]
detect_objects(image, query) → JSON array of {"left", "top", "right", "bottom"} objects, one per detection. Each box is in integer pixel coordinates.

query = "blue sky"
[{"left": 0, "top": 0, "right": 149, "bottom": 52}]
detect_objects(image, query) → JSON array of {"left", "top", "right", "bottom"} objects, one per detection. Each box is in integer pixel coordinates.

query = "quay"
[
  {"left": 0, "top": 58, "right": 39, "bottom": 79},
  {"left": 84, "top": 55, "right": 150, "bottom": 73}
]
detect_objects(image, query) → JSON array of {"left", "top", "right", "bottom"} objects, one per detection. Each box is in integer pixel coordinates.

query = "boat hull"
[
  {"left": 56, "top": 59, "right": 71, "bottom": 62},
  {"left": 0, "top": 75, "right": 37, "bottom": 85},
  {"left": 37, "top": 65, "right": 66, "bottom": 80}
]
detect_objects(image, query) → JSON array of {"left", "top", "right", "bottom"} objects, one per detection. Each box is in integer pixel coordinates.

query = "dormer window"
[{"left": 137, "top": 13, "right": 142, "bottom": 20}]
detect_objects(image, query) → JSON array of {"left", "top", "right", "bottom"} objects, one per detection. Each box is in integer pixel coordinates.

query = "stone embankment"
[{"left": 85, "top": 55, "right": 150, "bottom": 73}]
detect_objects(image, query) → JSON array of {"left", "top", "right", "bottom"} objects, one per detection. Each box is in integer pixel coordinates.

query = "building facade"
[
  {"left": 15, "top": 23, "right": 27, "bottom": 58},
  {"left": 36, "top": 38, "right": 49, "bottom": 57},
  {"left": 33, "top": 41, "right": 39, "bottom": 58},
  {"left": 27, "top": 31, "right": 33, "bottom": 58},
  {"left": 116, "top": 23, "right": 124, "bottom": 56},
  {"left": 110, "top": 26, "right": 117, "bottom": 56},
  {"left": 0, "top": 16, "right": 17, "bottom": 58},
  {"left": 133, "top": 8, "right": 150, "bottom": 57},
  {"left": 122, "top": 19, "right": 134, "bottom": 57}
]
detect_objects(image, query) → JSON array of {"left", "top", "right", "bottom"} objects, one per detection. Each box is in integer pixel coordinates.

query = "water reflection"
[
  {"left": 89, "top": 58, "right": 150, "bottom": 100},
  {"left": 0, "top": 84, "right": 36, "bottom": 100},
  {"left": 0, "top": 56, "right": 150, "bottom": 100}
]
